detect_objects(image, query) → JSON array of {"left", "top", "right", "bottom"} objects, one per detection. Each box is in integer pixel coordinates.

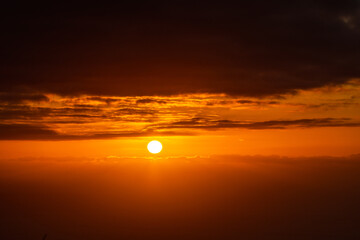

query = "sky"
[
  {"left": 1, "top": 155, "right": 360, "bottom": 239},
  {"left": 1, "top": 1, "right": 360, "bottom": 239},
  {"left": 0, "top": 1, "right": 360, "bottom": 157}
]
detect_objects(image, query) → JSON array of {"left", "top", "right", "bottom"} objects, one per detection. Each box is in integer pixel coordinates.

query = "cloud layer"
[{"left": 0, "top": 85, "right": 359, "bottom": 140}]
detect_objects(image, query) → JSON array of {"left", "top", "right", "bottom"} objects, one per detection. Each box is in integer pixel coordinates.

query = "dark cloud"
[
  {"left": 0, "top": 104, "right": 157, "bottom": 123},
  {"left": 136, "top": 98, "right": 167, "bottom": 105},
  {"left": 86, "top": 97, "right": 120, "bottom": 105},
  {"left": 0, "top": 106, "right": 101, "bottom": 121},
  {"left": 115, "top": 108, "right": 156, "bottom": 115},
  {"left": 0, "top": 123, "right": 146, "bottom": 140},
  {"left": 0, "top": 123, "right": 60, "bottom": 140},
  {"left": 0, "top": 1, "right": 359, "bottom": 97},
  {"left": 0, "top": 93, "right": 49, "bottom": 104},
  {"left": 237, "top": 100, "right": 280, "bottom": 105},
  {"left": 0, "top": 123, "right": 191, "bottom": 140},
  {"left": 155, "top": 117, "right": 360, "bottom": 130},
  {"left": 0, "top": 106, "right": 52, "bottom": 120},
  {"left": 0, "top": 123, "right": 125, "bottom": 140}
]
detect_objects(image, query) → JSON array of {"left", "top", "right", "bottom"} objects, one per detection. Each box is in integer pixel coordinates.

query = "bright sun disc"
[{"left": 147, "top": 140, "right": 162, "bottom": 154}]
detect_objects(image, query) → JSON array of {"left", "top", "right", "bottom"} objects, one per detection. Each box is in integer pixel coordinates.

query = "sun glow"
[{"left": 147, "top": 140, "right": 162, "bottom": 154}]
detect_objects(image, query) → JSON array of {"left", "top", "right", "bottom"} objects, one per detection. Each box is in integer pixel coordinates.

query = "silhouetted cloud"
[
  {"left": 0, "top": 106, "right": 101, "bottom": 121},
  {"left": 0, "top": 123, "right": 192, "bottom": 140},
  {"left": 237, "top": 100, "right": 280, "bottom": 105},
  {"left": 86, "top": 97, "right": 120, "bottom": 105},
  {"left": 0, "top": 124, "right": 59, "bottom": 140},
  {"left": 0, "top": 93, "right": 49, "bottom": 104},
  {"left": 0, "top": 107, "right": 51, "bottom": 120},
  {"left": 136, "top": 98, "right": 167, "bottom": 105},
  {"left": 115, "top": 108, "right": 156, "bottom": 116},
  {"left": 0, "top": 1, "right": 359, "bottom": 97}
]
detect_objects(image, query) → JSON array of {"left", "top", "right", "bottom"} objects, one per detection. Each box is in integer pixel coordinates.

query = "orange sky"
[
  {"left": 0, "top": 79, "right": 359, "bottom": 158},
  {"left": 1, "top": 154, "right": 360, "bottom": 239}
]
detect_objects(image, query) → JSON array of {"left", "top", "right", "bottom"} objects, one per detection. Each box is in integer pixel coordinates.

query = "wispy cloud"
[
  {"left": 0, "top": 81, "right": 359, "bottom": 140},
  {"left": 152, "top": 117, "right": 360, "bottom": 131}
]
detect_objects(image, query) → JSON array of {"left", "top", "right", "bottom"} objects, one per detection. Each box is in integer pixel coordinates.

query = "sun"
[{"left": 147, "top": 140, "right": 162, "bottom": 154}]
